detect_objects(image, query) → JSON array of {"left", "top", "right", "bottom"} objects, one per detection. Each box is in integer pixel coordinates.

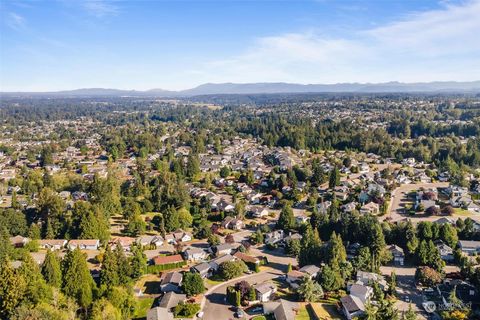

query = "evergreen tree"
[
  {"left": 62, "top": 248, "right": 94, "bottom": 309},
  {"left": 129, "top": 244, "right": 147, "bottom": 280},
  {"left": 100, "top": 246, "right": 119, "bottom": 288},
  {"left": 164, "top": 206, "right": 180, "bottom": 232},
  {"left": 328, "top": 166, "right": 340, "bottom": 189},
  {"left": 114, "top": 246, "right": 132, "bottom": 286},
  {"left": 0, "top": 259, "right": 26, "bottom": 319},
  {"left": 277, "top": 203, "right": 295, "bottom": 230},
  {"left": 298, "top": 276, "right": 324, "bottom": 302},
  {"left": 18, "top": 253, "right": 52, "bottom": 305},
  {"left": 325, "top": 232, "right": 347, "bottom": 270},
  {"left": 42, "top": 250, "right": 62, "bottom": 288},
  {"left": 178, "top": 207, "right": 193, "bottom": 230}
]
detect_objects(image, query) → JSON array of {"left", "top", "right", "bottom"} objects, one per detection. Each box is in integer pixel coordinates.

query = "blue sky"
[{"left": 1, "top": 0, "right": 479, "bottom": 91}]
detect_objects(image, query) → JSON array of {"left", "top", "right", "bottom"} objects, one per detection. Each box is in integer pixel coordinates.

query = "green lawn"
[
  {"left": 134, "top": 297, "right": 155, "bottom": 319},
  {"left": 454, "top": 208, "right": 474, "bottom": 216},
  {"left": 295, "top": 305, "right": 311, "bottom": 320}
]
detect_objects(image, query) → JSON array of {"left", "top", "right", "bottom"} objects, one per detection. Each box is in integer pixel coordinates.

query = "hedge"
[{"left": 147, "top": 261, "right": 186, "bottom": 273}]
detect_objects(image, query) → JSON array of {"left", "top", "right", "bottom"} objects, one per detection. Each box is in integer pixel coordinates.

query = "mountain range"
[{"left": 3, "top": 81, "right": 480, "bottom": 97}]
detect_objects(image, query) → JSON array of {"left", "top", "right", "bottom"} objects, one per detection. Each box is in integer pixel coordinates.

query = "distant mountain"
[{"left": 2, "top": 81, "right": 480, "bottom": 97}]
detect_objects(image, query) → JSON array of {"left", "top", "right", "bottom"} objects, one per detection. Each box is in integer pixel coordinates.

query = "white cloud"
[
  {"left": 82, "top": 0, "right": 119, "bottom": 18},
  {"left": 5, "top": 12, "right": 26, "bottom": 31},
  {"left": 195, "top": 0, "right": 480, "bottom": 84}
]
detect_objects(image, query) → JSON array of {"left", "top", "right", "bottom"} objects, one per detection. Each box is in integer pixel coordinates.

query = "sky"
[{"left": 1, "top": 0, "right": 479, "bottom": 91}]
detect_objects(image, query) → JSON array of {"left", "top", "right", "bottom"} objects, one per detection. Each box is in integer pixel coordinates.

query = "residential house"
[
  {"left": 67, "top": 239, "right": 100, "bottom": 250},
  {"left": 265, "top": 230, "right": 285, "bottom": 245},
  {"left": 356, "top": 271, "right": 388, "bottom": 291},
  {"left": 151, "top": 254, "right": 184, "bottom": 267},
  {"left": 158, "top": 291, "right": 187, "bottom": 311},
  {"left": 110, "top": 237, "right": 136, "bottom": 251},
  {"left": 263, "top": 299, "right": 298, "bottom": 320},
  {"left": 183, "top": 247, "right": 208, "bottom": 262},
  {"left": 341, "top": 295, "right": 365, "bottom": 320},
  {"left": 250, "top": 207, "right": 269, "bottom": 218},
  {"left": 208, "top": 254, "right": 236, "bottom": 272},
  {"left": 136, "top": 235, "right": 164, "bottom": 248},
  {"left": 9, "top": 235, "right": 30, "bottom": 248},
  {"left": 214, "top": 243, "right": 235, "bottom": 257},
  {"left": 217, "top": 198, "right": 235, "bottom": 212},
  {"left": 387, "top": 245, "right": 405, "bottom": 266},
  {"left": 254, "top": 282, "right": 277, "bottom": 302},
  {"left": 147, "top": 307, "right": 174, "bottom": 320},
  {"left": 160, "top": 271, "right": 183, "bottom": 293},
  {"left": 191, "top": 262, "right": 212, "bottom": 278},
  {"left": 349, "top": 283, "right": 373, "bottom": 303},
  {"left": 283, "top": 233, "right": 302, "bottom": 243},
  {"left": 298, "top": 265, "right": 321, "bottom": 279},
  {"left": 221, "top": 216, "right": 244, "bottom": 230},
  {"left": 38, "top": 239, "right": 67, "bottom": 250},
  {"left": 360, "top": 202, "right": 379, "bottom": 215},
  {"left": 172, "top": 230, "right": 192, "bottom": 243},
  {"left": 436, "top": 241, "right": 454, "bottom": 262},
  {"left": 286, "top": 270, "right": 305, "bottom": 289},
  {"left": 459, "top": 240, "right": 480, "bottom": 256},
  {"left": 233, "top": 251, "right": 261, "bottom": 267}
]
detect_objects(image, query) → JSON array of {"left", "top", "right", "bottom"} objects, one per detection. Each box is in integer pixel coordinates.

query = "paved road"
[{"left": 200, "top": 269, "right": 283, "bottom": 320}]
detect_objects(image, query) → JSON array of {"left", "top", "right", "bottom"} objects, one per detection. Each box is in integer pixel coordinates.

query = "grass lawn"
[
  {"left": 133, "top": 297, "right": 155, "bottom": 319},
  {"left": 135, "top": 273, "right": 163, "bottom": 295},
  {"left": 251, "top": 316, "right": 267, "bottom": 320},
  {"left": 205, "top": 277, "right": 224, "bottom": 287},
  {"left": 295, "top": 305, "right": 311, "bottom": 320},
  {"left": 310, "top": 303, "right": 342, "bottom": 320},
  {"left": 454, "top": 208, "right": 474, "bottom": 216}
]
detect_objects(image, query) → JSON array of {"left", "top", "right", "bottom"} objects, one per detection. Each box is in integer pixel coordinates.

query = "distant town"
[{"left": 2, "top": 93, "right": 480, "bottom": 320}]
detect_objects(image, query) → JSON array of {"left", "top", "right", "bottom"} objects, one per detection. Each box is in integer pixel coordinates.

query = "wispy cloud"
[
  {"left": 196, "top": 0, "right": 480, "bottom": 84},
  {"left": 5, "top": 12, "right": 26, "bottom": 31},
  {"left": 82, "top": 0, "right": 119, "bottom": 18}
]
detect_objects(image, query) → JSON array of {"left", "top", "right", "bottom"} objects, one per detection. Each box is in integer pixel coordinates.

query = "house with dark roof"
[
  {"left": 147, "top": 307, "right": 173, "bottom": 320},
  {"left": 459, "top": 240, "right": 480, "bottom": 256},
  {"left": 263, "top": 299, "right": 298, "bottom": 320},
  {"left": 191, "top": 262, "right": 212, "bottom": 278},
  {"left": 208, "top": 254, "right": 236, "bottom": 271},
  {"left": 340, "top": 295, "right": 365, "bottom": 320},
  {"left": 160, "top": 271, "right": 183, "bottom": 293},
  {"left": 254, "top": 282, "right": 277, "bottom": 302},
  {"left": 387, "top": 244, "right": 405, "bottom": 266},
  {"left": 158, "top": 291, "right": 187, "bottom": 311}
]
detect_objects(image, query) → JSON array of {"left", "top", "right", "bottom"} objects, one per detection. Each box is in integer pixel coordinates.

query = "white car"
[{"left": 197, "top": 311, "right": 204, "bottom": 318}]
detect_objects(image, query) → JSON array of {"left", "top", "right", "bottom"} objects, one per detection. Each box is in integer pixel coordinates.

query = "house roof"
[
  {"left": 459, "top": 240, "right": 480, "bottom": 250},
  {"left": 38, "top": 239, "right": 67, "bottom": 246},
  {"left": 160, "top": 271, "right": 183, "bottom": 286},
  {"left": 152, "top": 254, "right": 184, "bottom": 265},
  {"left": 158, "top": 292, "right": 187, "bottom": 310},
  {"left": 273, "top": 299, "right": 298, "bottom": 320},
  {"left": 210, "top": 254, "right": 235, "bottom": 266},
  {"left": 350, "top": 284, "right": 371, "bottom": 299},
  {"left": 193, "top": 262, "right": 211, "bottom": 273},
  {"left": 255, "top": 282, "right": 276, "bottom": 295},
  {"left": 287, "top": 270, "right": 305, "bottom": 279},
  {"left": 68, "top": 239, "right": 99, "bottom": 246},
  {"left": 233, "top": 251, "right": 260, "bottom": 264},
  {"left": 147, "top": 307, "right": 173, "bottom": 320},
  {"left": 299, "top": 265, "right": 320, "bottom": 276},
  {"left": 341, "top": 295, "right": 365, "bottom": 313}
]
